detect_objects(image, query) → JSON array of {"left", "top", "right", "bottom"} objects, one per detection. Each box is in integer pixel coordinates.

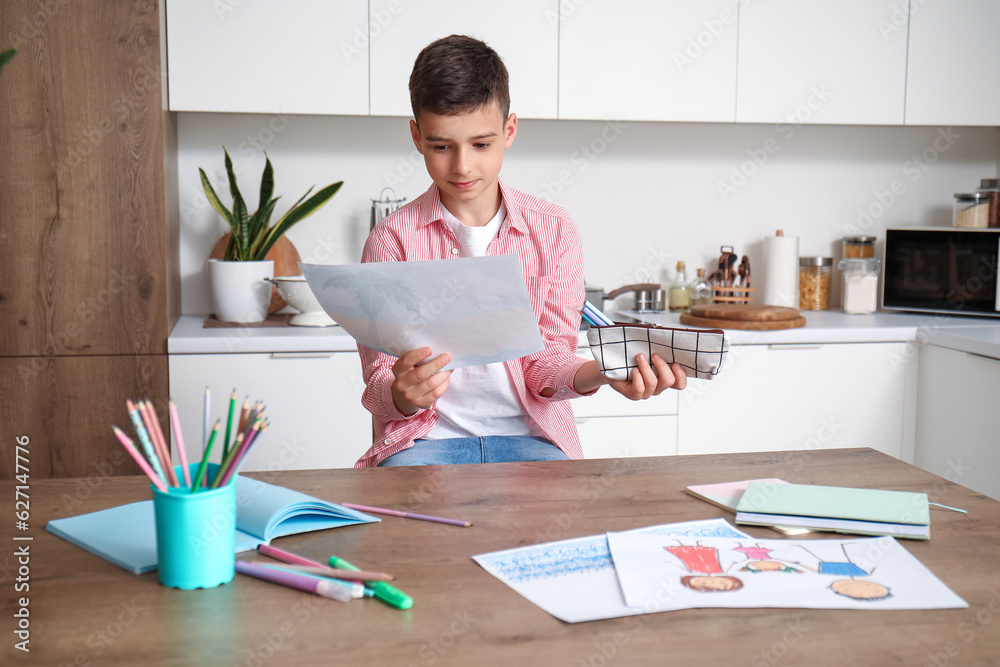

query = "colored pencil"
[
  {"left": 583, "top": 300, "right": 614, "bottom": 326},
  {"left": 341, "top": 503, "right": 472, "bottom": 528},
  {"left": 191, "top": 420, "right": 220, "bottom": 493},
  {"left": 257, "top": 543, "right": 326, "bottom": 568},
  {"left": 111, "top": 426, "right": 168, "bottom": 492},
  {"left": 168, "top": 399, "right": 192, "bottom": 487},
  {"left": 259, "top": 563, "right": 394, "bottom": 582},
  {"left": 141, "top": 400, "right": 178, "bottom": 487},
  {"left": 222, "top": 389, "right": 237, "bottom": 460},
  {"left": 578, "top": 308, "right": 601, "bottom": 327},
  {"left": 237, "top": 395, "right": 249, "bottom": 433},
  {"left": 235, "top": 561, "right": 353, "bottom": 602},
  {"left": 256, "top": 545, "right": 365, "bottom": 597},
  {"left": 202, "top": 386, "right": 211, "bottom": 453},
  {"left": 124, "top": 399, "right": 168, "bottom": 487},
  {"left": 215, "top": 419, "right": 262, "bottom": 488}
]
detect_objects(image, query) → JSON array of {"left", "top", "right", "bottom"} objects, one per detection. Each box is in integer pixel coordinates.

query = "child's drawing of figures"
[
  {"left": 664, "top": 541, "right": 744, "bottom": 592},
  {"left": 322, "top": 271, "right": 419, "bottom": 349},
  {"left": 732, "top": 543, "right": 801, "bottom": 574},
  {"left": 792, "top": 543, "right": 893, "bottom": 602}
]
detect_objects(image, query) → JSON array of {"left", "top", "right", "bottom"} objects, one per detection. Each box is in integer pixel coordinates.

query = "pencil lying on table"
[
  {"left": 342, "top": 503, "right": 472, "bottom": 527},
  {"left": 256, "top": 563, "right": 394, "bottom": 582}
]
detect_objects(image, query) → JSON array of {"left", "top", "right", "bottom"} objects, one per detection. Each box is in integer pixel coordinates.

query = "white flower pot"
[{"left": 208, "top": 259, "right": 274, "bottom": 323}]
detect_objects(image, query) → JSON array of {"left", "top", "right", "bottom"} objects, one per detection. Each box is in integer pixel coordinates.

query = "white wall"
[{"left": 177, "top": 112, "right": 999, "bottom": 315}]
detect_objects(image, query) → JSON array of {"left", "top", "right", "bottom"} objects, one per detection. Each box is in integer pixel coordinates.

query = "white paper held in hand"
[{"left": 301, "top": 255, "right": 544, "bottom": 370}]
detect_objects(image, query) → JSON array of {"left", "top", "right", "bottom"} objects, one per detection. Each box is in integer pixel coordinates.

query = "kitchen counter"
[
  {"left": 169, "top": 311, "right": 1000, "bottom": 359},
  {"left": 614, "top": 309, "right": 1000, "bottom": 358}
]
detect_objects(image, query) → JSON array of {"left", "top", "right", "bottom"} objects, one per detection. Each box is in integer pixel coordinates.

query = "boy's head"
[
  {"left": 407, "top": 35, "right": 516, "bottom": 223},
  {"left": 409, "top": 34, "right": 510, "bottom": 126}
]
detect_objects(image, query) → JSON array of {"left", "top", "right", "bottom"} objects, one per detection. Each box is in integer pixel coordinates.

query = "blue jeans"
[{"left": 377, "top": 436, "right": 569, "bottom": 466}]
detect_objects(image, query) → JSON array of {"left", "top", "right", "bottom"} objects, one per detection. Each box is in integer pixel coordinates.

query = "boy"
[{"left": 356, "top": 35, "right": 686, "bottom": 468}]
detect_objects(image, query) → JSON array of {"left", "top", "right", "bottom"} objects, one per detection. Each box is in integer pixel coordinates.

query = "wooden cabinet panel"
[
  {"left": 0, "top": 0, "right": 172, "bottom": 357},
  {"left": 0, "top": 355, "right": 168, "bottom": 479}
]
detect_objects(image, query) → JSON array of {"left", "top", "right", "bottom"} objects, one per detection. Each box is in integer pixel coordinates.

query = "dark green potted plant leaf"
[
  {"left": 200, "top": 149, "right": 343, "bottom": 322},
  {"left": 200, "top": 148, "right": 343, "bottom": 261}
]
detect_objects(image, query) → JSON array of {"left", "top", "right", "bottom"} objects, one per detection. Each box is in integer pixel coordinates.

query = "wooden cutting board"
[{"left": 680, "top": 304, "right": 806, "bottom": 330}]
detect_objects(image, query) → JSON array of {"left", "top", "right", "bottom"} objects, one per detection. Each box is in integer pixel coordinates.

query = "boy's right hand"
[{"left": 390, "top": 347, "right": 453, "bottom": 416}]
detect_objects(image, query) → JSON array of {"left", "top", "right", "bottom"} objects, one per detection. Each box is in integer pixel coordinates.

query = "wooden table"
[{"left": 4, "top": 448, "right": 999, "bottom": 666}]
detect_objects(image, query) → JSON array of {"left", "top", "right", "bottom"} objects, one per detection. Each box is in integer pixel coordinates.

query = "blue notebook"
[{"left": 45, "top": 476, "right": 379, "bottom": 574}]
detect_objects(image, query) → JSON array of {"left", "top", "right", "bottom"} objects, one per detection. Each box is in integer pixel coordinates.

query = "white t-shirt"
[{"left": 424, "top": 203, "right": 543, "bottom": 440}]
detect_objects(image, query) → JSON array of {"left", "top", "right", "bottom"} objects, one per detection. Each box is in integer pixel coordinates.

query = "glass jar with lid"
[
  {"left": 799, "top": 256, "right": 832, "bottom": 311},
  {"left": 838, "top": 258, "right": 880, "bottom": 315},
  {"left": 954, "top": 192, "right": 990, "bottom": 228},
  {"left": 843, "top": 236, "right": 876, "bottom": 258}
]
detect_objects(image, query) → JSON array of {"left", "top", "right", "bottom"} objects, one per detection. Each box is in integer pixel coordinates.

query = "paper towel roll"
[{"left": 762, "top": 231, "right": 799, "bottom": 307}]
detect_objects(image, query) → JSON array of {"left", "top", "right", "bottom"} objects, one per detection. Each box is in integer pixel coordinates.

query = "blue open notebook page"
[{"left": 45, "top": 476, "right": 378, "bottom": 574}]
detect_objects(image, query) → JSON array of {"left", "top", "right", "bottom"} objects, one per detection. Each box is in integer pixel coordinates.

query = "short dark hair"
[{"left": 408, "top": 34, "right": 510, "bottom": 123}]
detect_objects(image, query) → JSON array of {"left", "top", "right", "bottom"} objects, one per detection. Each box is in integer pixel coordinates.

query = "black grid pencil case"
[{"left": 586, "top": 323, "right": 730, "bottom": 381}]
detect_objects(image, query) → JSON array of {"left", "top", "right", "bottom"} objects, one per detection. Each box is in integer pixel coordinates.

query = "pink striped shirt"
[{"left": 355, "top": 180, "right": 592, "bottom": 467}]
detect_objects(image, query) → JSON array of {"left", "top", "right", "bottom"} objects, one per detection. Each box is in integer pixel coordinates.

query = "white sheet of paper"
[
  {"left": 472, "top": 519, "right": 751, "bottom": 623},
  {"left": 606, "top": 533, "right": 967, "bottom": 612},
  {"left": 301, "top": 255, "right": 543, "bottom": 370}
]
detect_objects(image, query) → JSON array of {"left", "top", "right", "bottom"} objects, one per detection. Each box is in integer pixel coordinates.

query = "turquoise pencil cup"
[{"left": 151, "top": 463, "right": 237, "bottom": 590}]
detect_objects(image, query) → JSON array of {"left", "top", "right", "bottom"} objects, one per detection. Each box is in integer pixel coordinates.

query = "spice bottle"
[
  {"left": 690, "top": 268, "right": 713, "bottom": 307},
  {"left": 978, "top": 179, "right": 1000, "bottom": 228},
  {"left": 799, "top": 257, "right": 832, "bottom": 311},
  {"left": 668, "top": 261, "right": 692, "bottom": 313},
  {"left": 843, "top": 236, "right": 876, "bottom": 259},
  {"left": 838, "top": 258, "right": 880, "bottom": 315}
]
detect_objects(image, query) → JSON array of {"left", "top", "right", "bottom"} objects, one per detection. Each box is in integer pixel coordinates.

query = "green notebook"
[{"left": 734, "top": 482, "right": 930, "bottom": 540}]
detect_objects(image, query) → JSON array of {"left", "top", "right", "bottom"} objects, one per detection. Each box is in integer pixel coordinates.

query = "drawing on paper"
[{"left": 664, "top": 541, "right": 744, "bottom": 592}]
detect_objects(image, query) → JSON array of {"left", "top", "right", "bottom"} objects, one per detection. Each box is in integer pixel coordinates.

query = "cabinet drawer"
[
  {"left": 578, "top": 415, "right": 677, "bottom": 459},
  {"left": 169, "top": 352, "right": 369, "bottom": 470}
]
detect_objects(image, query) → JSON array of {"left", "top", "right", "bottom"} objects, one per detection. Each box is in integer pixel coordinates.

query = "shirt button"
[
  {"left": 451, "top": 247, "right": 459, "bottom": 255},
  {"left": 384, "top": 439, "right": 391, "bottom": 445}
]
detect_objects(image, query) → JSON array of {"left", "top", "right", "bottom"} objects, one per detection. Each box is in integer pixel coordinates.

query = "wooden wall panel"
[
  {"left": 0, "top": 0, "right": 171, "bottom": 357},
  {"left": 0, "top": 355, "right": 169, "bottom": 479},
  {"left": 0, "top": 1, "right": 177, "bottom": 479}
]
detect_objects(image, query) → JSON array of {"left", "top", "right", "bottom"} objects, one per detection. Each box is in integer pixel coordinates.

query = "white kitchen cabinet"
[
  {"left": 558, "top": 0, "right": 738, "bottom": 122},
  {"left": 168, "top": 352, "right": 371, "bottom": 471},
  {"left": 916, "top": 345, "right": 1000, "bottom": 501},
  {"left": 904, "top": 0, "right": 1000, "bottom": 126},
  {"left": 368, "top": 0, "right": 558, "bottom": 119},
  {"left": 574, "top": 380, "right": 678, "bottom": 459},
  {"left": 166, "top": 0, "right": 369, "bottom": 115},
  {"left": 677, "top": 343, "right": 915, "bottom": 460},
  {"left": 736, "top": 0, "right": 908, "bottom": 125}
]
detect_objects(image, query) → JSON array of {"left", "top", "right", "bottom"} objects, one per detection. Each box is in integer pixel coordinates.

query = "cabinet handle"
[
  {"left": 766, "top": 344, "right": 823, "bottom": 351},
  {"left": 269, "top": 352, "right": 336, "bottom": 359}
]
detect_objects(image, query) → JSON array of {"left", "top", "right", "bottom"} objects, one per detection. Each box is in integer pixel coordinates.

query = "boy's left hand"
[{"left": 606, "top": 353, "right": 686, "bottom": 400}]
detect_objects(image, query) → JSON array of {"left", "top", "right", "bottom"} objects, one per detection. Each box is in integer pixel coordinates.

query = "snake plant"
[{"left": 200, "top": 148, "right": 343, "bottom": 261}]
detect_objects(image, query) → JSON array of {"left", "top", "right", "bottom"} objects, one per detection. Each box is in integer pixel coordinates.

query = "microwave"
[{"left": 882, "top": 227, "right": 1000, "bottom": 318}]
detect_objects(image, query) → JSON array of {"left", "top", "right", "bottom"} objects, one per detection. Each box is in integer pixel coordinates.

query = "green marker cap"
[{"left": 329, "top": 555, "right": 413, "bottom": 610}]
